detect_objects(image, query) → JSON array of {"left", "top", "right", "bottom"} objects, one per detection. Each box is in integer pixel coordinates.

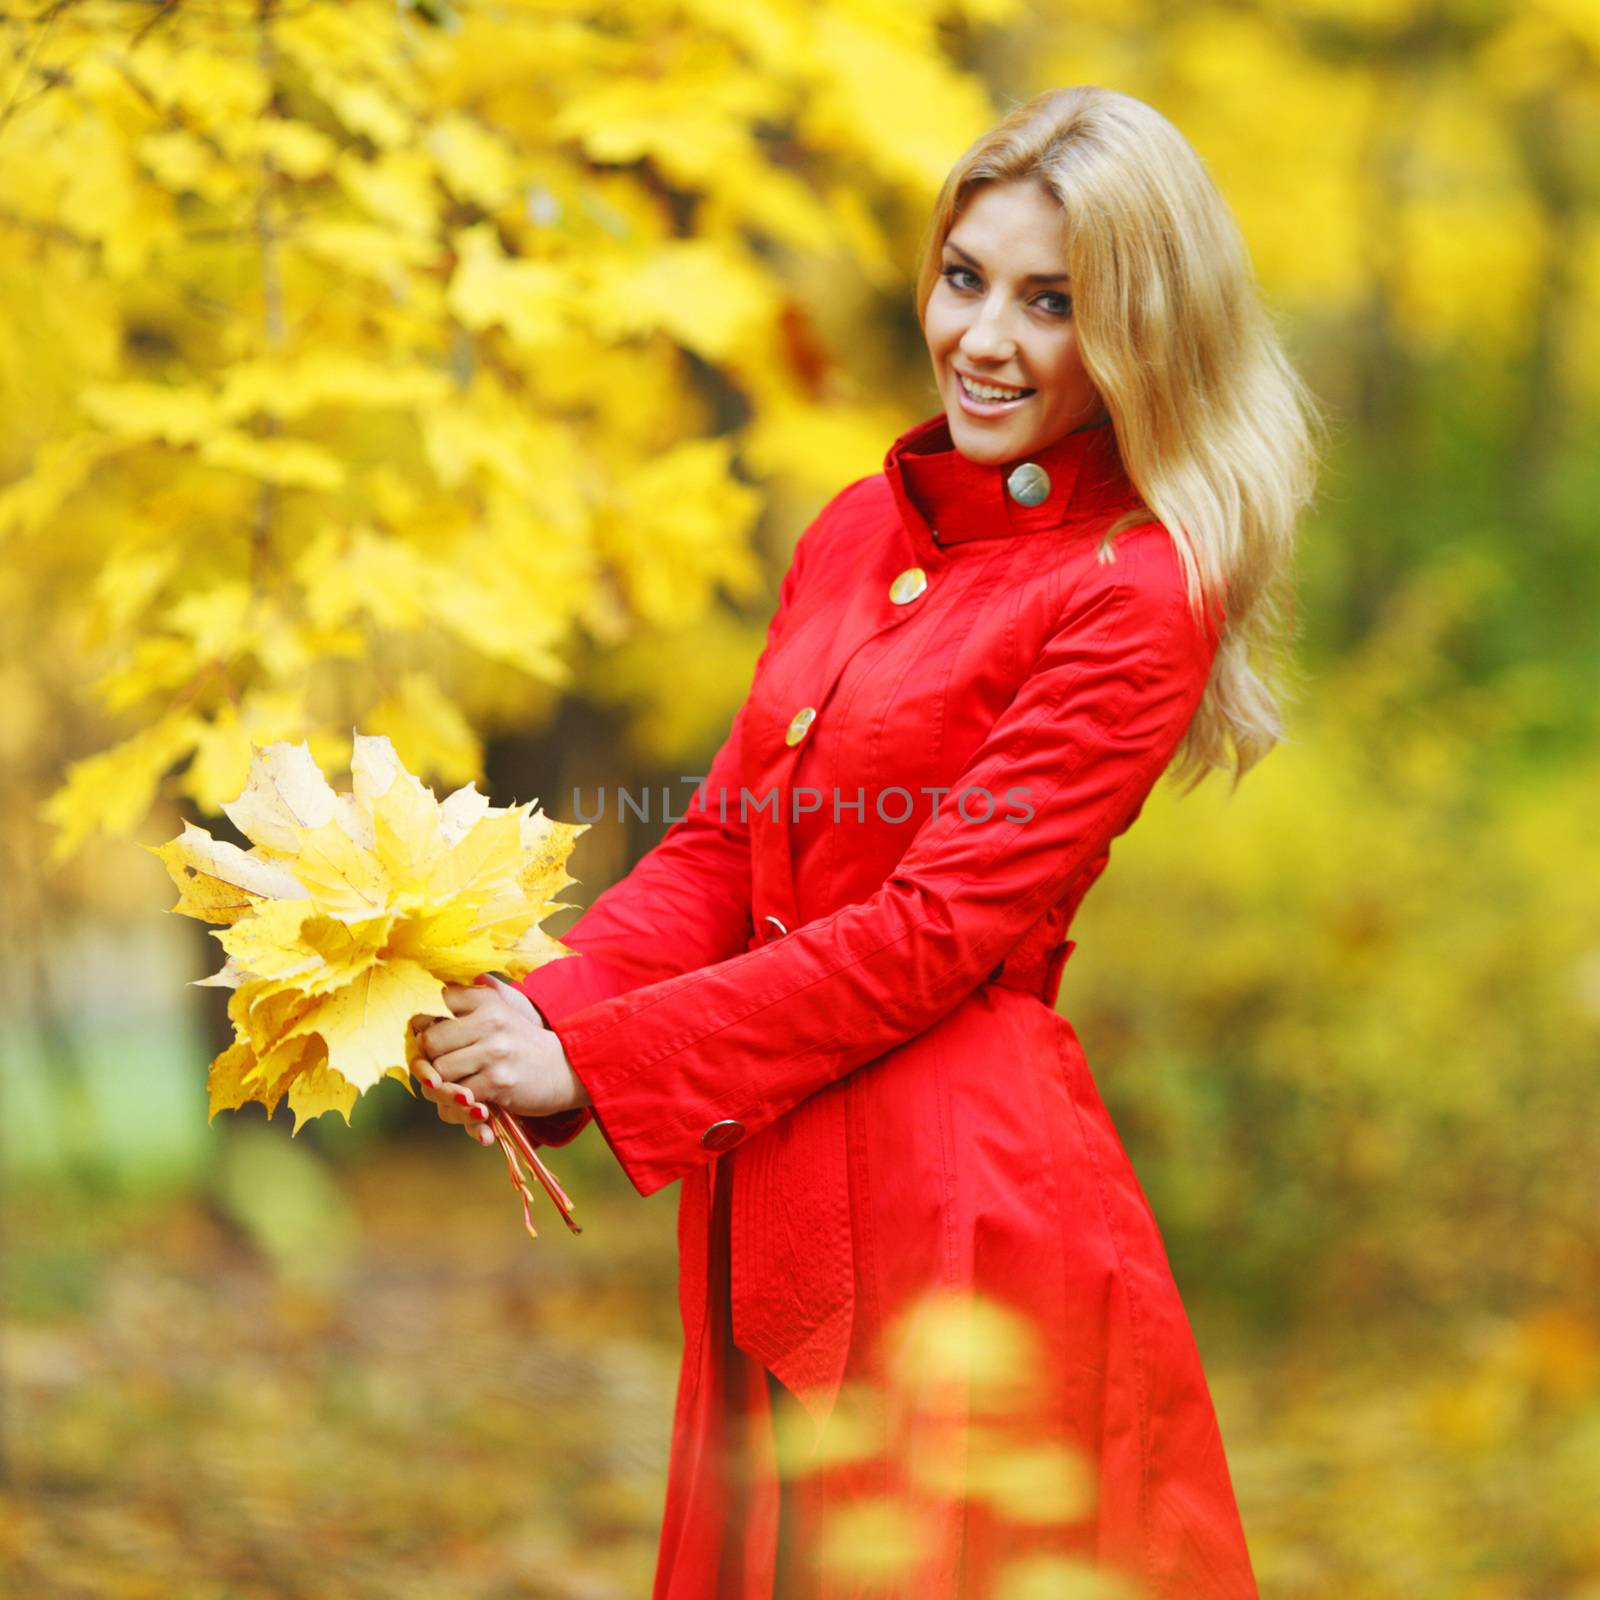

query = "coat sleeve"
[
  {"left": 509, "top": 492, "right": 833, "bottom": 1148},
  {"left": 538, "top": 530, "right": 1226, "bottom": 1193}
]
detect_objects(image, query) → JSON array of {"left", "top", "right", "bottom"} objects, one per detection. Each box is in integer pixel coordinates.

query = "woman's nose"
[{"left": 960, "top": 309, "right": 1017, "bottom": 361}]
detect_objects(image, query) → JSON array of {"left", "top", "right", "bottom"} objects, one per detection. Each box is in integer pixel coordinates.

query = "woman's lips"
[{"left": 953, "top": 371, "right": 1034, "bottom": 418}]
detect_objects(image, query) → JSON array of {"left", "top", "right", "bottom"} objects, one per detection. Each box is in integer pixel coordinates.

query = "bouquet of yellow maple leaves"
[{"left": 150, "top": 733, "right": 587, "bottom": 1239}]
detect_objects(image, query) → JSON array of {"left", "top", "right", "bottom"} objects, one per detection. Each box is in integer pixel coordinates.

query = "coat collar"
[{"left": 883, "top": 409, "right": 1139, "bottom": 552}]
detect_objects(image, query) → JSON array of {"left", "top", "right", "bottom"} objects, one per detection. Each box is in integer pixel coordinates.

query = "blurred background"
[{"left": 2, "top": 0, "right": 1598, "bottom": 1595}]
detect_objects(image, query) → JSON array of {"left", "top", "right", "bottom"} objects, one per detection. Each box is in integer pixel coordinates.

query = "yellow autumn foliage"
[
  {"left": 149, "top": 733, "right": 583, "bottom": 1133},
  {"left": 7, "top": 0, "right": 1590, "bottom": 916},
  {"left": 0, "top": 0, "right": 936, "bottom": 881}
]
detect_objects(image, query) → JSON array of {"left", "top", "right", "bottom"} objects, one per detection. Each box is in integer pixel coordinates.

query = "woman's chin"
[{"left": 946, "top": 408, "right": 1032, "bottom": 464}]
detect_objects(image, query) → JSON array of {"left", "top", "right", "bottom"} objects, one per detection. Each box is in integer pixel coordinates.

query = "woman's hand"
[{"left": 411, "top": 975, "right": 591, "bottom": 1145}]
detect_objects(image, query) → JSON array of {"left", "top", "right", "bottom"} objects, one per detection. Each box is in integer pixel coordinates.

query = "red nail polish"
[
  {"left": 474, "top": 1105, "right": 490, "bottom": 1122},
  {"left": 454, "top": 1092, "right": 470, "bottom": 1106}
]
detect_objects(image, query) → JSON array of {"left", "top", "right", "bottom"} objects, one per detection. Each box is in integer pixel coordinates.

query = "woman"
[{"left": 411, "top": 85, "right": 1321, "bottom": 1600}]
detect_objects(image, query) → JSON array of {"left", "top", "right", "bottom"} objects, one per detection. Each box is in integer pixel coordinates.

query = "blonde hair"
[{"left": 915, "top": 86, "right": 1329, "bottom": 791}]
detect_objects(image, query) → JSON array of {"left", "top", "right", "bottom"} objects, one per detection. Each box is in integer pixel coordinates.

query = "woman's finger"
[
  {"left": 416, "top": 1067, "right": 489, "bottom": 1127},
  {"left": 457, "top": 1102, "right": 496, "bottom": 1142}
]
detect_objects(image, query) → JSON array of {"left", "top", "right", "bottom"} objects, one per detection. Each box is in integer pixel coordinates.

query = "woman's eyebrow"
[{"left": 944, "top": 239, "right": 1071, "bottom": 284}]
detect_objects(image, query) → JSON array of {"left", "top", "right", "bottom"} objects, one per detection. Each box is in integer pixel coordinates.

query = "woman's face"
[{"left": 922, "top": 178, "right": 1108, "bottom": 465}]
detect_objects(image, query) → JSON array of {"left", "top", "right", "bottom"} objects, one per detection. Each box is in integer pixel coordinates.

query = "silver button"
[
  {"left": 889, "top": 566, "right": 927, "bottom": 605},
  {"left": 700, "top": 1119, "right": 746, "bottom": 1151},
  {"left": 785, "top": 706, "right": 817, "bottom": 746},
  {"left": 763, "top": 914, "right": 789, "bottom": 938},
  {"left": 1006, "top": 462, "right": 1051, "bottom": 506}
]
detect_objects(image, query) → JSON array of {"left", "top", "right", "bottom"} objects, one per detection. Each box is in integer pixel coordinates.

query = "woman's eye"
[{"left": 939, "top": 265, "right": 1072, "bottom": 317}]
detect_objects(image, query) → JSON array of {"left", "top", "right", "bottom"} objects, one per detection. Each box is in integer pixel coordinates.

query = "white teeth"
[{"left": 960, "top": 374, "right": 1030, "bottom": 403}]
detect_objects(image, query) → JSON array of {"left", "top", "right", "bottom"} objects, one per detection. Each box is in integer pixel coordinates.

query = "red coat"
[{"left": 515, "top": 411, "right": 1259, "bottom": 1599}]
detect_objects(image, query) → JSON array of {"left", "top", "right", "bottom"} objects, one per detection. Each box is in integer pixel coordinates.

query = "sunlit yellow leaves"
[
  {"left": 447, "top": 224, "right": 576, "bottom": 348},
  {"left": 739, "top": 397, "right": 903, "bottom": 494},
  {"left": 364, "top": 673, "right": 482, "bottom": 791},
  {"left": 255, "top": 617, "right": 367, "bottom": 689},
  {"left": 82, "top": 546, "right": 176, "bottom": 648},
  {"left": 336, "top": 149, "right": 440, "bottom": 237},
  {"left": 136, "top": 129, "right": 245, "bottom": 207},
  {"left": 418, "top": 386, "right": 580, "bottom": 499},
  {"left": 947, "top": 0, "right": 1029, "bottom": 22},
  {"left": 549, "top": 58, "right": 785, "bottom": 188},
  {"left": 181, "top": 694, "right": 308, "bottom": 813},
  {"left": 803, "top": 12, "right": 994, "bottom": 189},
  {"left": 291, "top": 218, "right": 443, "bottom": 284},
  {"left": 161, "top": 582, "right": 256, "bottom": 660},
  {"left": 129, "top": 43, "right": 272, "bottom": 127},
  {"left": 10, "top": 0, "right": 1588, "bottom": 1010},
  {"left": 216, "top": 354, "right": 454, "bottom": 424},
  {"left": 428, "top": 574, "right": 575, "bottom": 684},
  {"left": 704, "top": 155, "right": 839, "bottom": 252},
  {"left": 426, "top": 112, "right": 519, "bottom": 213},
  {"left": 215, "top": 1000, "right": 357, "bottom": 1130},
  {"left": 1389, "top": 95, "right": 1544, "bottom": 354},
  {"left": 596, "top": 435, "right": 765, "bottom": 626},
  {"left": 589, "top": 611, "right": 774, "bottom": 765},
  {"left": 150, "top": 733, "right": 584, "bottom": 1132},
  {"left": 586, "top": 238, "right": 778, "bottom": 362},
  {"left": 9, "top": 0, "right": 981, "bottom": 873},
  {"left": 79, "top": 382, "right": 222, "bottom": 448},
  {"left": 298, "top": 67, "right": 414, "bottom": 151},
  {"left": 87, "top": 637, "right": 198, "bottom": 715},
  {"left": 43, "top": 711, "right": 200, "bottom": 865},
  {"left": 0, "top": 433, "right": 113, "bottom": 542},
  {"left": 294, "top": 525, "right": 433, "bottom": 633},
  {"left": 55, "top": 122, "right": 156, "bottom": 275},
  {"left": 220, "top": 116, "right": 340, "bottom": 181},
  {"left": 201, "top": 432, "right": 347, "bottom": 492}
]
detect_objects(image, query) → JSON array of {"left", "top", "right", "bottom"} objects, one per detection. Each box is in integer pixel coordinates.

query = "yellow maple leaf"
[
  {"left": 150, "top": 732, "right": 586, "bottom": 1134},
  {"left": 148, "top": 821, "right": 306, "bottom": 926}
]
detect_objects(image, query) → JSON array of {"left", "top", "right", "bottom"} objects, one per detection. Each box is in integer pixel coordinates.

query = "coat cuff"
[
  {"left": 517, "top": 1103, "right": 592, "bottom": 1149},
  {"left": 544, "top": 1009, "right": 727, "bottom": 1197}
]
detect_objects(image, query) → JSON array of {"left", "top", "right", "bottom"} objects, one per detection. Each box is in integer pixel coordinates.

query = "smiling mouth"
[{"left": 957, "top": 373, "right": 1035, "bottom": 404}]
